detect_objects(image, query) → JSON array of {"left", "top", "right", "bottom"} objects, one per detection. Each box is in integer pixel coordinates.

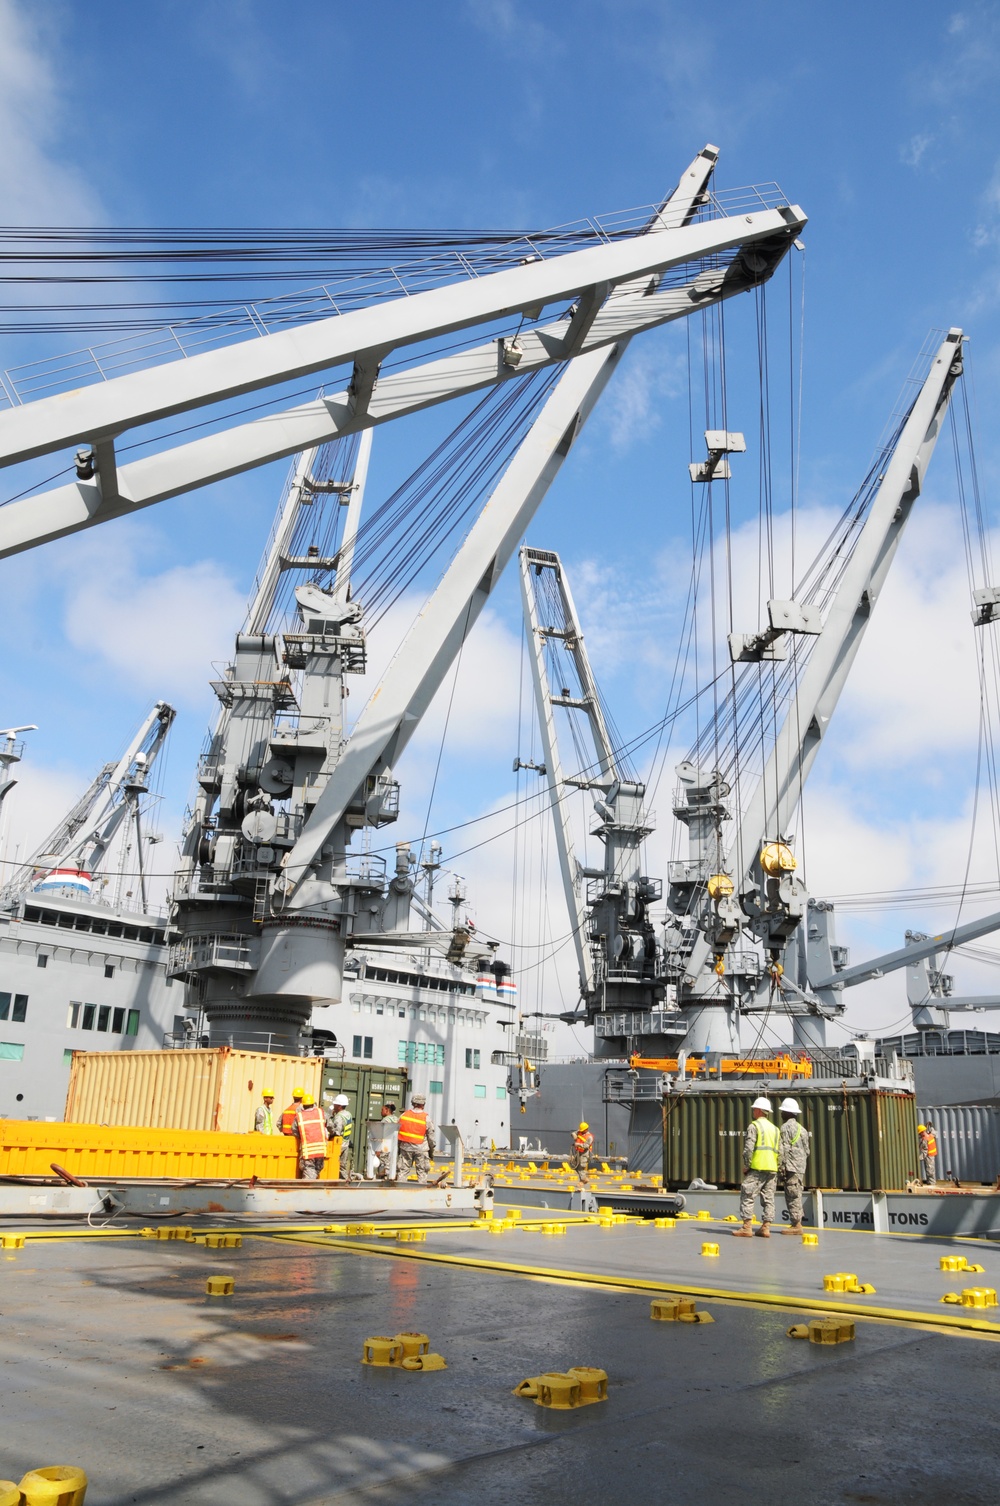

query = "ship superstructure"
[{"left": 0, "top": 705, "right": 179, "bottom": 1120}]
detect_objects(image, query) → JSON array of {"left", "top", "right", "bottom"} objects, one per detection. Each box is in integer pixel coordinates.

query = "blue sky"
[{"left": 2, "top": 0, "right": 1000, "bottom": 1047}]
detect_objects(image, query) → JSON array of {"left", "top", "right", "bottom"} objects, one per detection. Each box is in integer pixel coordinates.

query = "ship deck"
[{"left": 2, "top": 1208, "right": 999, "bottom": 1503}]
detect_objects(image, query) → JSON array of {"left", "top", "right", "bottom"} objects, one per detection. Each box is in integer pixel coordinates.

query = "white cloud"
[
  {"left": 0, "top": 0, "right": 94, "bottom": 223},
  {"left": 597, "top": 341, "right": 687, "bottom": 452},
  {"left": 901, "top": 132, "right": 933, "bottom": 169},
  {"left": 62, "top": 536, "right": 247, "bottom": 710}
]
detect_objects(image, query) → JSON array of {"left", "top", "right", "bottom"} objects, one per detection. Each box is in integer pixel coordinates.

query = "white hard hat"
[
  {"left": 751, "top": 1096, "right": 773, "bottom": 1112},
  {"left": 779, "top": 1097, "right": 801, "bottom": 1114},
  {"left": 333, "top": 1094, "right": 350, "bottom": 1106}
]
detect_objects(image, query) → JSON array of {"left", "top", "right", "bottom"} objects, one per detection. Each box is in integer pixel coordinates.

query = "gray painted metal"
[
  {"left": 919, "top": 1102, "right": 1000, "bottom": 1184},
  {"left": 0, "top": 1176, "right": 486, "bottom": 1219}
]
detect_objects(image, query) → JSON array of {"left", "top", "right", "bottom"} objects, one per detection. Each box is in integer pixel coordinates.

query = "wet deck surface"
[{"left": 2, "top": 1224, "right": 999, "bottom": 1504}]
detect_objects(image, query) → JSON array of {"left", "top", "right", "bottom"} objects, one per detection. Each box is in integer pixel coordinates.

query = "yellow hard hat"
[
  {"left": 292, "top": 1086, "right": 305, "bottom": 1099},
  {"left": 917, "top": 1123, "right": 926, "bottom": 1133},
  {"left": 578, "top": 1121, "right": 589, "bottom": 1131},
  {"left": 262, "top": 1088, "right": 274, "bottom": 1098},
  {"left": 301, "top": 1094, "right": 315, "bottom": 1107}
]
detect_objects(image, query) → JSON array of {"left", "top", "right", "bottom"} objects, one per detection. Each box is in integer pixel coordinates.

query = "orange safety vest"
[
  {"left": 280, "top": 1103, "right": 300, "bottom": 1135},
  {"left": 295, "top": 1105, "right": 327, "bottom": 1159},
  {"left": 573, "top": 1131, "right": 594, "bottom": 1155},
  {"left": 926, "top": 1132, "right": 938, "bottom": 1157},
  {"left": 398, "top": 1108, "right": 429, "bottom": 1145}
]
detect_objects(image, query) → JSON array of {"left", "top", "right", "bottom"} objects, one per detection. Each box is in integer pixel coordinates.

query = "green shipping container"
[
  {"left": 662, "top": 1086, "right": 918, "bottom": 1192},
  {"left": 320, "top": 1061, "right": 409, "bottom": 1131}
]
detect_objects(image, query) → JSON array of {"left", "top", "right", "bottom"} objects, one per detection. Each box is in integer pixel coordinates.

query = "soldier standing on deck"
[
  {"left": 778, "top": 1097, "right": 811, "bottom": 1234},
  {"left": 732, "top": 1096, "right": 780, "bottom": 1239},
  {"left": 396, "top": 1095, "right": 436, "bottom": 1184}
]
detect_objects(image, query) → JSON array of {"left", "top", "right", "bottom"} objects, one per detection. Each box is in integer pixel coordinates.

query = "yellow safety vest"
[{"left": 750, "top": 1117, "right": 780, "bottom": 1172}]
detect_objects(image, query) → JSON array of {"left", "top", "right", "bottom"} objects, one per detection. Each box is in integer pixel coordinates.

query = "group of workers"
[
  {"left": 253, "top": 1084, "right": 437, "bottom": 1182},
  {"left": 735, "top": 1096, "right": 811, "bottom": 1237}
]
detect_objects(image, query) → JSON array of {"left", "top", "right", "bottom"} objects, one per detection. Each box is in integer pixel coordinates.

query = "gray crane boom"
[
  {"left": 730, "top": 329, "right": 964, "bottom": 895},
  {"left": 812, "top": 907, "right": 1000, "bottom": 991},
  {"left": 0, "top": 156, "right": 805, "bottom": 562}
]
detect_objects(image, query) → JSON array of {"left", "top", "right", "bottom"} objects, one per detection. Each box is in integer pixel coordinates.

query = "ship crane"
[
  {"left": 0, "top": 701, "right": 175, "bottom": 907},
  {"left": 669, "top": 328, "right": 967, "bottom": 1052},
  {"left": 0, "top": 145, "right": 806, "bottom": 1048}
]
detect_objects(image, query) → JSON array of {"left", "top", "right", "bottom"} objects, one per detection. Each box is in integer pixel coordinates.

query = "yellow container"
[
  {"left": 18, "top": 1467, "right": 88, "bottom": 1506},
  {"left": 64, "top": 1046, "right": 324, "bottom": 1132},
  {"left": 0, "top": 1119, "right": 341, "bottom": 1181}
]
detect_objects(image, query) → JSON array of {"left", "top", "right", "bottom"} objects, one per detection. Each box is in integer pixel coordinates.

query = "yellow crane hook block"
[
  {"left": 17, "top": 1466, "right": 89, "bottom": 1505},
  {"left": 651, "top": 1296, "right": 697, "bottom": 1321}
]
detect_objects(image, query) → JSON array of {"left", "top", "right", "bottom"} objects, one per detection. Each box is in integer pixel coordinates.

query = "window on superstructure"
[
  {"left": 104, "top": 965, "right": 114, "bottom": 980},
  {"left": 375, "top": 1000, "right": 383, "bottom": 1015},
  {"left": 81, "top": 1004, "right": 95, "bottom": 1030},
  {"left": 429, "top": 1081, "right": 443, "bottom": 1094},
  {"left": 112, "top": 1007, "right": 125, "bottom": 1034},
  {"left": 0, "top": 993, "right": 9, "bottom": 1020},
  {"left": 67, "top": 1002, "right": 81, "bottom": 1029},
  {"left": 7, "top": 994, "right": 28, "bottom": 1023},
  {"left": 353, "top": 1035, "right": 363, "bottom": 1057},
  {"left": 363, "top": 1036, "right": 373, "bottom": 1059},
  {"left": 125, "top": 1009, "right": 139, "bottom": 1036},
  {"left": 97, "top": 1005, "right": 111, "bottom": 1032},
  {"left": 496, "top": 1086, "right": 507, "bottom": 1099},
  {"left": 465, "top": 1049, "right": 472, "bottom": 1069},
  {"left": 37, "top": 954, "right": 48, "bottom": 969},
  {"left": 0, "top": 1042, "right": 24, "bottom": 1061},
  {"left": 63, "top": 1049, "right": 74, "bottom": 1065},
  {"left": 474, "top": 1084, "right": 487, "bottom": 1099}
]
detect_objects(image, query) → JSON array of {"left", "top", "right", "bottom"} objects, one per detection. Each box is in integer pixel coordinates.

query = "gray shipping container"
[{"left": 919, "top": 1104, "right": 1000, "bottom": 1185}]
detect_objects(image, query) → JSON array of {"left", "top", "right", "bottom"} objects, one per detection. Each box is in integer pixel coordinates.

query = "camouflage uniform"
[
  {"left": 253, "top": 1103, "right": 276, "bottom": 1134},
  {"left": 397, "top": 1114, "right": 436, "bottom": 1184},
  {"left": 327, "top": 1108, "right": 354, "bottom": 1178},
  {"left": 739, "top": 1122, "right": 776, "bottom": 1224},
  {"left": 779, "top": 1118, "right": 811, "bottom": 1227}
]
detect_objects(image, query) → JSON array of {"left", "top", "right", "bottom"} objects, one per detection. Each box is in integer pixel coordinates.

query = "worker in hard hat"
[
  {"left": 279, "top": 1086, "right": 305, "bottom": 1136},
  {"left": 254, "top": 1089, "right": 277, "bottom": 1135},
  {"left": 570, "top": 1122, "right": 595, "bottom": 1185},
  {"left": 733, "top": 1096, "right": 780, "bottom": 1238},
  {"left": 395, "top": 1094, "right": 436, "bottom": 1184},
  {"left": 918, "top": 1123, "right": 938, "bottom": 1185},
  {"left": 777, "top": 1097, "right": 811, "bottom": 1234},
  {"left": 293, "top": 1093, "right": 328, "bottom": 1179},
  {"left": 327, "top": 1093, "right": 355, "bottom": 1179}
]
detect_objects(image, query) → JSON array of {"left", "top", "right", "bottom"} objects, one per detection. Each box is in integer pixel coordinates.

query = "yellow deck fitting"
[
  {"left": 205, "top": 1275, "right": 234, "bottom": 1296},
  {"left": 620, "top": 1184, "right": 633, "bottom": 1191},
  {"left": 941, "top": 1287, "right": 999, "bottom": 1308},
  {"left": 678, "top": 1311, "right": 715, "bottom": 1323},
  {"left": 504, "top": 1209, "right": 521, "bottom": 1222},
  {"left": 650, "top": 1296, "right": 697, "bottom": 1321},
  {"left": 323, "top": 1225, "right": 348, "bottom": 1235},
  {"left": 1, "top": 1234, "right": 25, "bottom": 1249},
  {"left": 488, "top": 1222, "right": 508, "bottom": 1235},
  {"left": 535, "top": 1372, "right": 582, "bottom": 1409},
  {"left": 204, "top": 1233, "right": 242, "bottom": 1249},
  {"left": 566, "top": 1366, "right": 608, "bottom": 1403},
  {"left": 939, "top": 1254, "right": 985, "bottom": 1274},
  {"left": 346, "top": 1224, "right": 376, "bottom": 1237},
  {"left": 695, "top": 1210, "right": 712, "bottom": 1221},
  {"left": 17, "top": 1466, "right": 88, "bottom": 1506},
  {"left": 401, "top": 1352, "right": 448, "bottom": 1371},
  {"left": 722, "top": 1215, "right": 739, "bottom": 1222},
  {"left": 397, "top": 1230, "right": 427, "bottom": 1242},
  {"left": 822, "top": 1272, "right": 874, "bottom": 1294},
  {"left": 788, "top": 1318, "right": 855, "bottom": 1344},
  {"left": 542, "top": 1223, "right": 567, "bottom": 1235},
  {"left": 0, "top": 1483, "right": 17, "bottom": 1506},
  {"left": 676, "top": 1211, "right": 693, "bottom": 1220},
  {"left": 701, "top": 1242, "right": 720, "bottom": 1257},
  {"left": 395, "top": 1331, "right": 430, "bottom": 1360},
  {"left": 362, "top": 1336, "right": 403, "bottom": 1366},
  {"left": 653, "top": 1217, "right": 676, "bottom": 1229},
  {"left": 802, "top": 1233, "right": 819, "bottom": 1247}
]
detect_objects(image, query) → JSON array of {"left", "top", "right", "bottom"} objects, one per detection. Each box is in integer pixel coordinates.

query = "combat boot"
[
  {"left": 755, "top": 1222, "right": 771, "bottom": 1238},
  {"left": 782, "top": 1223, "right": 804, "bottom": 1235},
  {"left": 732, "top": 1220, "right": 754, "bottom": 1237}
]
